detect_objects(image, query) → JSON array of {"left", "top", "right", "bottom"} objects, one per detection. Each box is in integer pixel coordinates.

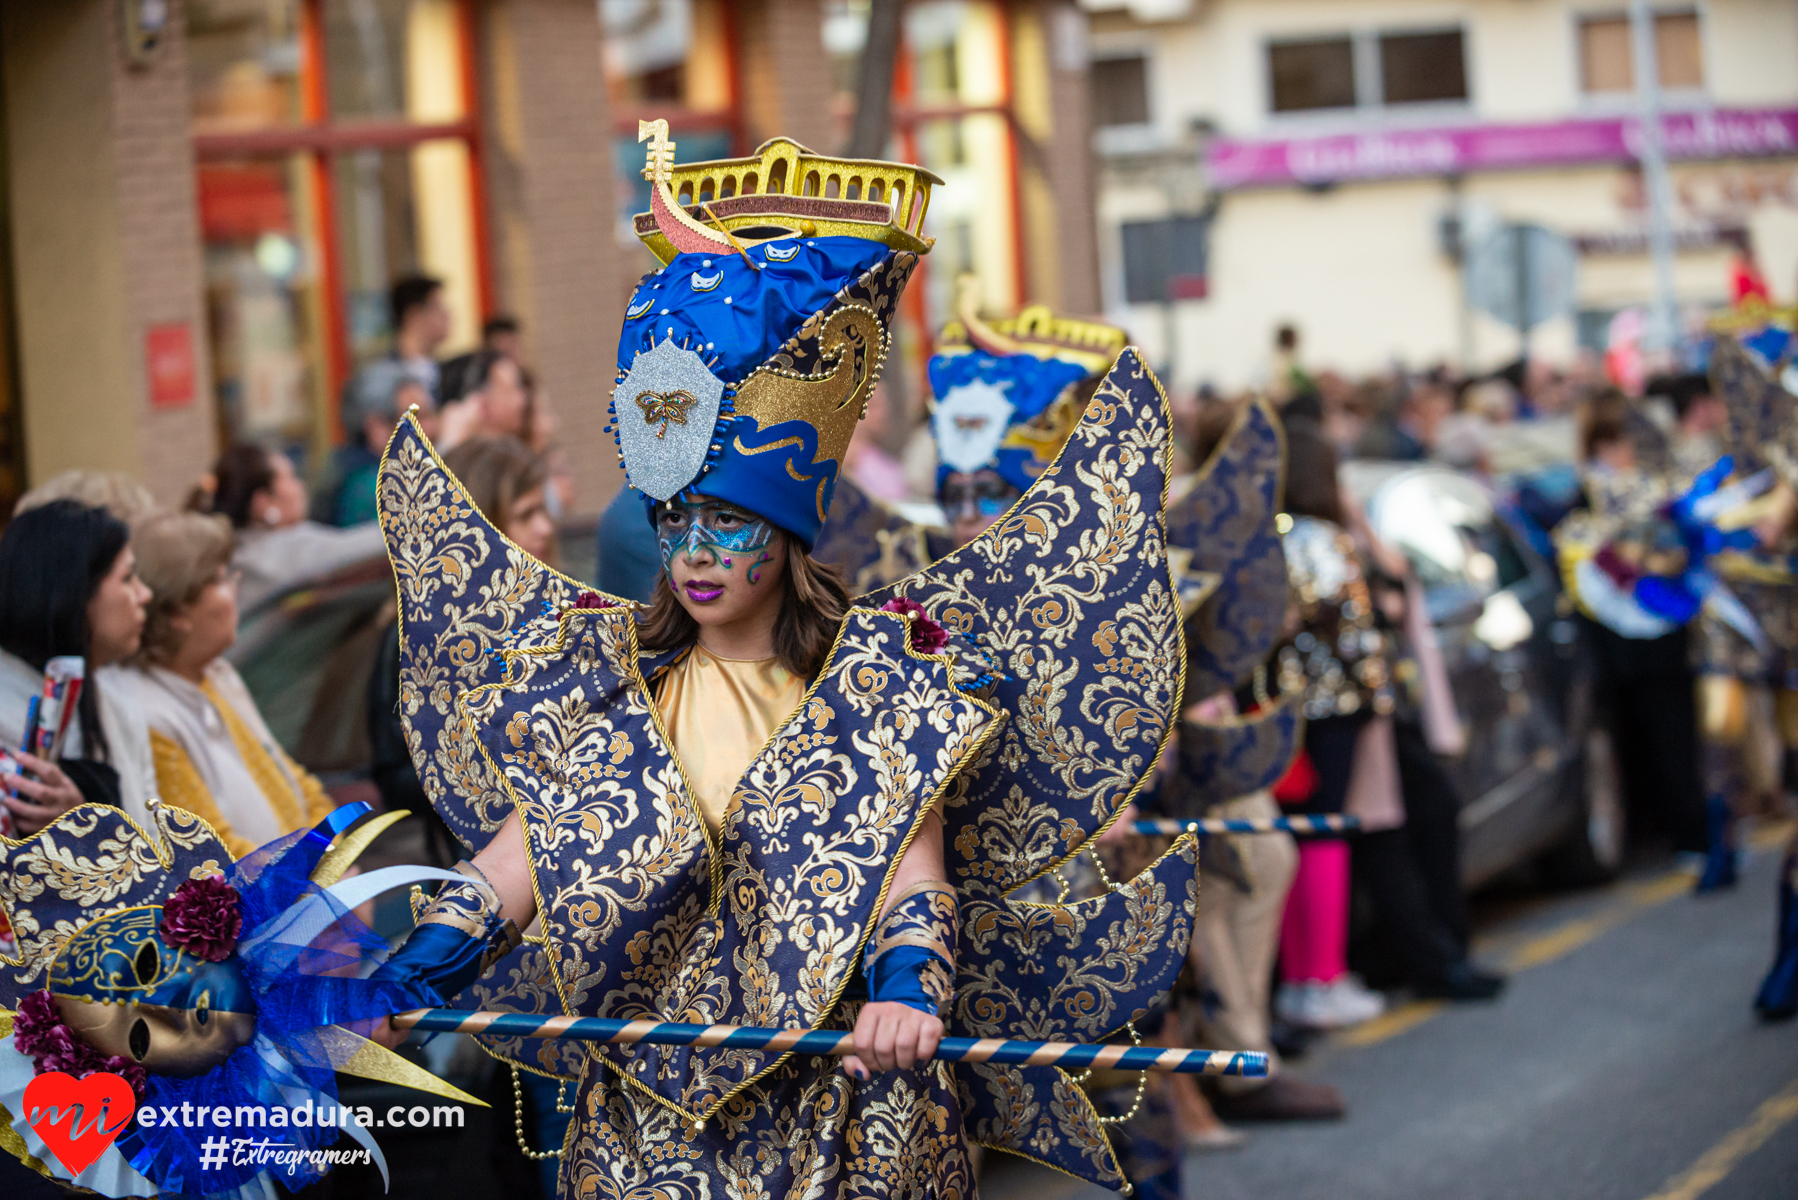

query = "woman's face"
[
  {"left": 169, "top": 566, "right": 241, "bottom": 671},
  {"left": 655, "top": 497, "right": 787, "bottom": 631},
  {"left": 88, "top": 547, "right": 151, "bottom": 667},
  {"left": 940, "top": 469, "right": 1019, "bottom": 549},
  {"left": 484, "top": 359, "right": 530, "bottom": 439},
  {"left": 255, "top": 453, "right": 308, "bottom": 528},
  {"left": 503, "top": 486, "right": 557, "bottom": 565}
]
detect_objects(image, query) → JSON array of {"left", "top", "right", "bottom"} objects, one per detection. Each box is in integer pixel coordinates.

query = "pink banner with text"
[{"left": 1206, "top": 108, "right": 1798, "bottom": 189}]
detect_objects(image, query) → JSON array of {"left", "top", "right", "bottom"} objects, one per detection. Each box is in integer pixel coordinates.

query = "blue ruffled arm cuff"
[
  {"left": 372, "top": 862, "right": 521, "bottom": 1008},
  {"left": 860, "top": 881, "right": 959, "bottom": 1019}
]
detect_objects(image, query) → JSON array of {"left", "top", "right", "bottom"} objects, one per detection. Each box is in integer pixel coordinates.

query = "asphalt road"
[{"left": 980, "top": 823, "right": 1798, "bottom": 1200}]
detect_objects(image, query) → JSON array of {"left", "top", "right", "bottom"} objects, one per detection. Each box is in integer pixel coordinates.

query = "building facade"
[
  {"left": 0, "top": 0, "right": 1103, "bottom": 517},
  {"left": 1087, "top": 0, "right": 1798, "bottom": 391}
]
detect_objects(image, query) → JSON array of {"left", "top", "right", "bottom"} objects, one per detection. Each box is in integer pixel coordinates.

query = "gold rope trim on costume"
[{"left": 149, "top": 731, "right": 255, "bottom": 860}]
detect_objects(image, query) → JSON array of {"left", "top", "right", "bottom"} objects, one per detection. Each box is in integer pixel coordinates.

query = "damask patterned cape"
[
  {"left": 1158, "top": 396, "right": 1300, "bottom": 821},
  {"left": 377, "top": 347, "right": 1196, "bottom": 1195}
]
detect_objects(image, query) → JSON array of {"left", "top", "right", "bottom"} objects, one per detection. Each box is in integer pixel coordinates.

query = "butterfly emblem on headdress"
[{"left": 635, "top": 388, "right": 700, "bottom": 439}]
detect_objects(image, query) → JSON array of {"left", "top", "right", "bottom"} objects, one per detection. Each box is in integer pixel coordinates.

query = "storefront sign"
[
  {"left": 1207, "top": 107, "right": 1798, "bottom": 190},
  {"left": 145, "top": 322, "right": 196, "bottom": 408}
]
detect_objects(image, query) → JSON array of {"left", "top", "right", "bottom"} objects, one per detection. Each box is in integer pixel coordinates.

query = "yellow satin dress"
[{"left": 653, "top": 644, "right": 807, "bottom": 829}]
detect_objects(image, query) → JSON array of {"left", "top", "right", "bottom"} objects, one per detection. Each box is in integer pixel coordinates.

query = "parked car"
[{"left": 1344, "top": 461, "right": 1625, "bottom": 889}]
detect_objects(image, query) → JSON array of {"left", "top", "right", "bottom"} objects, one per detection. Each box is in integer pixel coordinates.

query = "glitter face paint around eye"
[{"left": 657, "top": 502, "right": 776, "bottom": 569}]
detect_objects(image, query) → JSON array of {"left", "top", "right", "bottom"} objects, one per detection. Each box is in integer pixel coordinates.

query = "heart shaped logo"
[{"left": 23, "top": 1071, "right": 136, "bottom": 1178}]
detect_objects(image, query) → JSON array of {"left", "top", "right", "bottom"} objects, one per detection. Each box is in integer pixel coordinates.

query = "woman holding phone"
[{"left": 0, "top": 499, "right": 154, "bottom": 832}]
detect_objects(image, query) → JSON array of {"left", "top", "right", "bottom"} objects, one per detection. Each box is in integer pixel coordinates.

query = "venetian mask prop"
[
  {"left": 0, "top": 801, "right": 485, "bottom": 1198},
  {"left": 48, "top": 896, "right": 257, "bottom": 1077}
]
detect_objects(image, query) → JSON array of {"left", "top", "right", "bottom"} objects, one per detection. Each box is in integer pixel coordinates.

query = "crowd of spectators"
[{"left": 0, "top": 274, "right": 560, "bottom": 863}]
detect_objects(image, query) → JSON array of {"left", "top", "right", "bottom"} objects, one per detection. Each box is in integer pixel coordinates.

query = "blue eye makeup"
[{"left": 657, "top": 501, "right": 776, "bottom": 569}]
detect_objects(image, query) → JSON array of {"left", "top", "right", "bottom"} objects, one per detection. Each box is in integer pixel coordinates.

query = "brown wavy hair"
[
  {"left": 637, "top": 536, "right": 849, "bottom": 680},
  {"left": 132, "top": 511, "right": 235, "bottom": 665}
]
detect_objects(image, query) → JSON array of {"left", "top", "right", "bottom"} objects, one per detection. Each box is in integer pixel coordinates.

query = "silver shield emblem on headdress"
[
  {"left": 615, "top": 337, "right": 727, "bottom": 501},
  {"left": 932, "top": 379, "right": 1016, "bottom": 474}
]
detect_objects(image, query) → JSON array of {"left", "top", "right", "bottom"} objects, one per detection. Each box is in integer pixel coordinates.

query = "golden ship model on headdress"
[{"left": 631, "top": 119, "right": 943, "bottom": 264}]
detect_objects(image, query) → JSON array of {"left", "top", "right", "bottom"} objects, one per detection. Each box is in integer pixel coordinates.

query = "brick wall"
[
  {"left": 736, "top": 0, "right": 835, "bottom": 153},
  {"left": 2, "top": 0, "right": 215, "bottom": 506},
  {"left": 482, "top": 0, "right": 627, "bottom": 517},
  {"left": 108, "top": 0, "right": 217, "bottom": 503}
]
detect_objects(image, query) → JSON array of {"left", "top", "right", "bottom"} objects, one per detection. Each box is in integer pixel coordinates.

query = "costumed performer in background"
[
  {"left": 1708, "top": 322, "right": 1798, "bottom": 1019},
  {"left": 811, "top": 276, "right": 1125, "bottom": 592}
]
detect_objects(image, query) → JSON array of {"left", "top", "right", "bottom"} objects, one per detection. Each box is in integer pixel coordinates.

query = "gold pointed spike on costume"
[
  {"left": 328, "top": 1028, "right": 489, "bottom": 1108},
  {"left": 310, "top": 810, "right": 411, "bottom": 888}
]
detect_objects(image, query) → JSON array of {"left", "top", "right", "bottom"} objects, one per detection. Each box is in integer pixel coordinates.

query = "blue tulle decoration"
[
  {"left": 116, "top": 805, "right": 427, "bottom": 1196},
  {"left": 119, "top": 1034, "right": 346, "bottom": 1195}
]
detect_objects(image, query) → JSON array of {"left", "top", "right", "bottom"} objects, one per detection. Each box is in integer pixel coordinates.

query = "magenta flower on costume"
[
  {"left": 881, "top": 598, "right": 949, "bottom": 655},
  {"left": 1592, "top": 545, "right": 1641, "bottom": 588},
  {"left": 14, "top": 988, "right": 148, "bottom": 1096},
  {"left": 158, "top": 876, "right": 243, "bottom": 963},
  {"left": 572, "top": 591, "right": 614, "bottom": 610}
]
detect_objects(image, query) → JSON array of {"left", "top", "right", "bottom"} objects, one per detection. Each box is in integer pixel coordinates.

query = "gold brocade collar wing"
[{"left": 862, "top": 347, "right": 1201, "bottom": 1189}]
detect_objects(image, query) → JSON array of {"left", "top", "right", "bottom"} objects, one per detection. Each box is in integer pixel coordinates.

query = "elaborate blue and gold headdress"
[
  {"left": 609, "top": 122, "right": 941, "bottom": 547},
  {"left": 928, "top": 275, "right": 1127, "bottom": 493}
]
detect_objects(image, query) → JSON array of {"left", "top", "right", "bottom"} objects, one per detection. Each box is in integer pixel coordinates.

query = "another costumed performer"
[
  {"left": 1708, "top": 326, "right": 1798, "bottom": 1019},
  {"left": 366, "top": 126, "right": 1198, "bottom": 1196},
  {"left": 809, "top": 278, "right": 1125, "bottom": 590}
]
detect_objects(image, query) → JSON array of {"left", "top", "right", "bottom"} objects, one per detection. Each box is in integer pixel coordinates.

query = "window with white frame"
[{"left": 1267, "top": 27, "right": 1468, "bottom": 114}]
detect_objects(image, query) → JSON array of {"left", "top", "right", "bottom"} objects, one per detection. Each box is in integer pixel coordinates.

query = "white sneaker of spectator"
[{"left": 1277, "top": 976, "right": 1387, "bottom": 1029}]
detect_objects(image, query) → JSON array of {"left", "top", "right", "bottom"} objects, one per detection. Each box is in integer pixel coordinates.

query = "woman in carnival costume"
[{"left": 361, "top": 126, "right": 1198, "bottom": 1196}]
